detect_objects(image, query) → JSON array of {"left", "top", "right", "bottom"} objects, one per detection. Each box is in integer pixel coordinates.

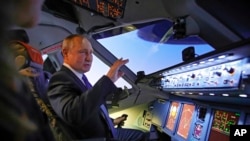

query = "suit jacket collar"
[{"left": 60, "top": 65, "right": 88, "bottom": 91}]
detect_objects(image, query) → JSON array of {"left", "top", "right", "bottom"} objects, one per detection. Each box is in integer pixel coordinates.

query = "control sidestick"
[{"left": 117, "top": 114, "right": 128, "bottom": 128}]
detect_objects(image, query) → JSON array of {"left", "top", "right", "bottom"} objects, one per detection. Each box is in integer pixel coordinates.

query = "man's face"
[{"left": 65, "top": 37, "right": 93, "bottom": 73}]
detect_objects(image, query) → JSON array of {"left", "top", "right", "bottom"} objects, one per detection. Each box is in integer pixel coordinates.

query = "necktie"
[
  {"left": 82, "top": 74, "right": 92, "bottom": 88},
  {"left": 81, "top": 74, "right": 117, "bottom": 139}
]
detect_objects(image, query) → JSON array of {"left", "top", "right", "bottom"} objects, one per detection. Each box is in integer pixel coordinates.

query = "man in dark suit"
[{"left": 47, "top": 34, "right": 147, "bottom": 141}]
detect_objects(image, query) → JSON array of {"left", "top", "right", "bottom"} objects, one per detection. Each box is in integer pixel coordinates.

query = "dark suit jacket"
[{"left": 47, "top": 66, "right": 117, "bottom": 139}]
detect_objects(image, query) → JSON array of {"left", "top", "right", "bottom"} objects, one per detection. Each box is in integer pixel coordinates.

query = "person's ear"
[{"left": 61, "top": 49, "right": 68, "bottom": 57}]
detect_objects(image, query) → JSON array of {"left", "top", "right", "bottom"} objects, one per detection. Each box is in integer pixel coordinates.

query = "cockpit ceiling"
[
  {"left": 93, "top": 20, "right": 207, "bottom": 45},
  {"left": 196, "top": 0, "right": 250, "bottom": 40},
  {"left": 42, "top": 0, "right": 78, "bottom": 23},
  {"left": 42, "top": 0, "right": 249, "bottom": 51}
]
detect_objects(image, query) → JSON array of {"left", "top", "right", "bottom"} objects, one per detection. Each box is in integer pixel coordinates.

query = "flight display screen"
[
  {"left": 245, "top": 113, "right": 250, "bottom": 125},
  {"left": 66, "top": 0, "right": 126, "bottom": 19},
  {"left": 165, "top": 101, "right": 180, "bottom": 131},
  {"left": 193, "top": 123, "right": 203, "bottom": 139},
  {"left": 177, "top": 104, "right": 195, "bottom": 139},
  {"left": 208, "top": 110, "right": 240, "bottom": 141}
]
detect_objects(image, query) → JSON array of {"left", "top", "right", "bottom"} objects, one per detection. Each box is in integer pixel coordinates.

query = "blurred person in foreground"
[
  {"left": 0, "top": 0, "right": 56, "bottom": 141},
  {"left": 47, "top": 34, "right": 149, "bottom": 141}
]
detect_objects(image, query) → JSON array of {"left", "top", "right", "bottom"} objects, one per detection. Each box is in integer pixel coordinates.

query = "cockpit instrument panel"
[
  {"left": 161, "top": 59, "right": 244, "bottom": 89},
  {"left": 66, "top": 0, "right": 126, "bottom": 19}
]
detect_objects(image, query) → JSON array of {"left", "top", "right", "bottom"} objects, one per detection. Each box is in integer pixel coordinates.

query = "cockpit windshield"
[
  {"left": 97, "top": 31, "right": 214, "bottom": 74},
  {"left": 87, "top": 20, "right": 214, "bottom": 88}
]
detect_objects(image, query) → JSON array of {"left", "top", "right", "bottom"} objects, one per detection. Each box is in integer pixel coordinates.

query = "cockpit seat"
[{"left": 10, "top": 40, "right": 50, "bottom": 104}]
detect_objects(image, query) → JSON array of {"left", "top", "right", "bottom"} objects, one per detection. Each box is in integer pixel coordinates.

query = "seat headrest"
[{"left": 10, "top": 41, "right": 43, "bottom": 70}]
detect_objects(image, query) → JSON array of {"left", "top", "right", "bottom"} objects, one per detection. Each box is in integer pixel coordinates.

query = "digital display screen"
[
  {"left": 245, "top": 113, "right": 250, "bottom": 125},
  {"left": 177, "top": 104, "right": 195, "bottom": 139},
  {"left": 193, "top": 123, "right": 203, "bottom": 139},
  {"left": 66, "top": 0, "right": 126, "bottom": 19},
  {"left": 208, "top": 110, "right": 240, "bottom": 141},
  {"left": 166, "top": 101, "right": 180, "bottom": 131}
]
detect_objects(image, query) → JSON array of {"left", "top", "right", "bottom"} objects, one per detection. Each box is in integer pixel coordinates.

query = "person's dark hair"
[{"left": 7, "top": 29, "right": 30, "bottom": 43}]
